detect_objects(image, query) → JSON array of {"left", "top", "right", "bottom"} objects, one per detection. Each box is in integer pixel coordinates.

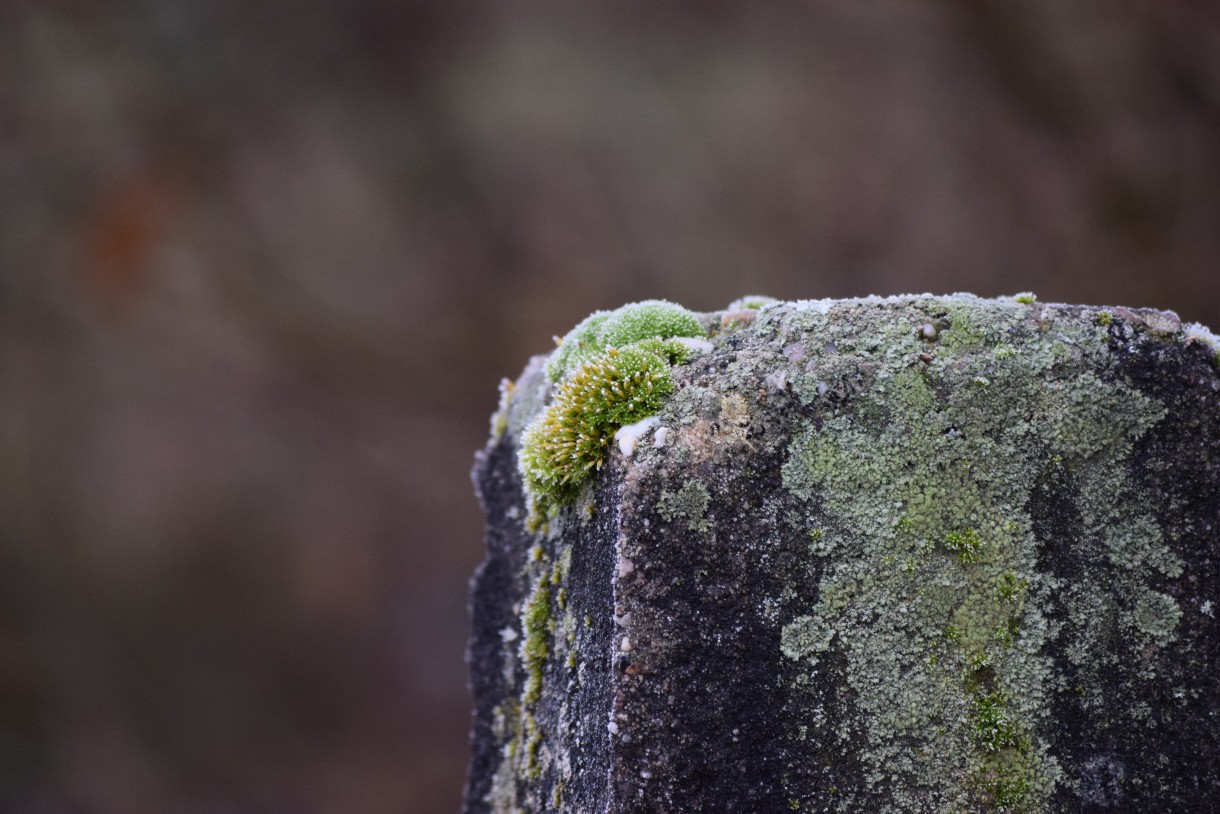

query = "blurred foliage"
[{"left": 0, "top": 1, "right": 1217, "bottom": 812}]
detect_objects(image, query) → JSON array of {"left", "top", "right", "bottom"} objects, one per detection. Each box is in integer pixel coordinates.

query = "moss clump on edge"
[
  {"left": 545, "top": 299, "right": 704, "bottom": 383},
  {"left": 522, "top": 312, "right": 702, "bottom": 526}
]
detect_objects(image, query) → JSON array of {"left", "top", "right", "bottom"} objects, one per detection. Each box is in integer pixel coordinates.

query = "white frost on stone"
[
  {"left": 792, "top": 299, "right": 835, "bottom": 315},
  {"left": 1185, "top": 322, "right": 1219, "bottom": 352},
  {"left": 500, "top": 626, "right": 518, "bottom": 643},
  {"left": 616, "top": 555, "right": 635, "bottom": 578},
  {"left": 615, "top": 416, "right": 660, "bottom": 458},
  {"left": 672, "top": 336, "right": 714, "bottom": 355}
]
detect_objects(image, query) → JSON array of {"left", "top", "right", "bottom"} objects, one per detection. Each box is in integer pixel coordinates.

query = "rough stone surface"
[{"left": 466, "top": 295, "right": 1220, "bottom": 814}]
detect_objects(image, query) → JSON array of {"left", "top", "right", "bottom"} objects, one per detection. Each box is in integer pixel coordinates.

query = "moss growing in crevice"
[{"left": 521, "top": 573, "right": 553, "bottom": 708}]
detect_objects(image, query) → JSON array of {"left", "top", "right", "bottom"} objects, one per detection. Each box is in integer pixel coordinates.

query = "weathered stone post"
[{"left": 466, "top": 295, "right": 1220, "bottom": 814}]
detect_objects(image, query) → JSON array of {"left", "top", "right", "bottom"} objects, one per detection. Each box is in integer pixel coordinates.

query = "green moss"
[
  {"left": 777, "top": 295, "right": 1173, "bottom": 813},
  {"left": 597, "top": 300, "right": 704, "bottom": 351},
  {"left": 520, "top": 574, "right": 552, "bottom": 707},
  {"left": 946, "top": 528, "right": 984, "bottom": 563},
  {"left": 521, "top": 298, "right": 710, "bottom": 526},
  {"left": 520, "top": 339, "right": 693, "bottom": 525},
  {"left": 1014, "top": 292, "right": 1037, "bottom": 305},
  {"left": 545, "top": 310, "right": 612, "bottom": 384},
  {"left": 996, "top": 573, "right": 1029, "bottom": 603},
  {"left": 973, "top": 692, "right": 1022, "bottom": 752},
  {"left": 658, "top": 479, "right": 712, "bottom": 532},
  {"left": 546, "top": 299, "right": 703, "bottom": 382}
]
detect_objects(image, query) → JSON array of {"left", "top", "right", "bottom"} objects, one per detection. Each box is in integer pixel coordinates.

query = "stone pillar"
[{"left": 466, "top": 295, "right": 1220, "bottom": 814}]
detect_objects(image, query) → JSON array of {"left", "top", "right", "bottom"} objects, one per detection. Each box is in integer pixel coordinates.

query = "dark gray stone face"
[{"left": 466, "top": 295, "right": 1220, "bottom": 814}]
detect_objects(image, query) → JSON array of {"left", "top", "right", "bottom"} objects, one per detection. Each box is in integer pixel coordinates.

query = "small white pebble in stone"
[
  {"left": 783, "top": 342, "right": 806, "bottom": 363},
  {"left": 919, "top": 323, "right": 938, "bottom": 340},
  {"left": 617, "top": 556, "right": 635, "bottom": 578},
  {"left": 1202, "top": 600, "right": 1214, "bottom": 617},
  {"left": 608, "top": 720, "right": 619, "bottom": 735},
  {"left": 816, "top": 381, "right": 828, "bottom": 397},
  {"left": 653, "top": 426, "right": 670, "bottom": 448},
  {"left": 500, "top": 626, "right": 518, "bottom": 643},
  {"left": 615, "top": 416, "right": 660, "bottom": 458},
  {"left": 620, "top": 637, "right": 632, "bottom": 653}
]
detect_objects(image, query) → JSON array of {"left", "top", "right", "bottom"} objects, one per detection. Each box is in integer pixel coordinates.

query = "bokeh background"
[{"left": 2, "top": 2, "right": 1218, "bottom": 812}]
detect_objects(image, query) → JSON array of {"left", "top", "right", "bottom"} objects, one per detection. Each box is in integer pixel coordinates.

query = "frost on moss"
[
  {"left": 545, "top": 299, "right": 704, "bottom": 383},
  {"left": 521, "top": 299, "right": 708, "bottom": 526},
  {"left": 1183, "top": 321, "right": 1220, "bottom": 367},
  {"left": 520, "top": 339, "right": 694, "bottom": 525},
  {"left": 778, "top": 298, "right": 1174, "bottom": 813}
]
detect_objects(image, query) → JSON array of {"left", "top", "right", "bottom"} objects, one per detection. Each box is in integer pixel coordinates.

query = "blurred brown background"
[{"left": 1, "top": 1, "right": 1218, "bottom": 812}]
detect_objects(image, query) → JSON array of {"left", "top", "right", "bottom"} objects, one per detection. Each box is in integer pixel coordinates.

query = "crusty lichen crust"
[{"left": 773, "top": 297, "right": 1171, "bottom": 812}]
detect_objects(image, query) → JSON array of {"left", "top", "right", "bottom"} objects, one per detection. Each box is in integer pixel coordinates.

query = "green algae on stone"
[{"left": 778, "top": 296, "right": 1174, "bottom": 813}]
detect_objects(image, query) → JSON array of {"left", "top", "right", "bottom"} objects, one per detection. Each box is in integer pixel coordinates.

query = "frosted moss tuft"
[
  {"left": 545, "top": 299, "right": 704, "bottom": 383},
  {"left": 520, "top": 338, "right": 692, "bottom": 525}
]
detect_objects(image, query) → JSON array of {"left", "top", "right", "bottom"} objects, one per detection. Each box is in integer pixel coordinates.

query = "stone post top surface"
[{"left": 468, "top": 293, "right": 1220, "bottom": 814}]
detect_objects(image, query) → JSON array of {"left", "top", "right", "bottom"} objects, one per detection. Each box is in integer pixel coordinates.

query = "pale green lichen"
[
  {"left": 657, "top": 479, "right": 711, "bottom": 533},
  {"left": 777, "top": 295, "right": 1175, "bottom": 813}
]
